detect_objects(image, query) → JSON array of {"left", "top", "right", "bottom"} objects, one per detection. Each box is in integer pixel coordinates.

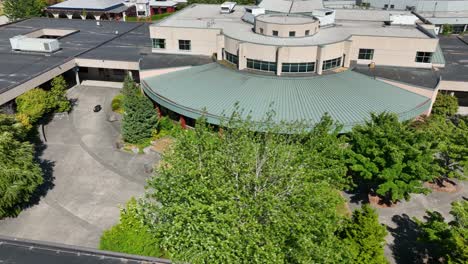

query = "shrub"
[
  {"left": 111, "top": 94, "right": 124, "bottom": 114},
  {"left": 50, "top": 75, "right": 71, "bottom": 113},
  {"left": 432, "top": 93, "right": 459, "bottom": 117},
  {"left": 100, "top": 198, "right": 162, "bottom": 257},
  {"left": 15, "top": 88, "right": 50, "bottom": 123}
]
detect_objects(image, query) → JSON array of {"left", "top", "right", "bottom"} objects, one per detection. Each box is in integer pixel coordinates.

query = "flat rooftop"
[
  {"left": 418, "top": 11, "right": 468, "bottom": 24},
  {"left": 438, "top": 36, "right": 468, "bottom": 82},
  {"left": 334, "top": 9, "right": 415, "bottom": 22},
  {"left": 0, "top": 18, "right": 211, "bottom": 96},
  {"left": 258, "top": 0, "right": 324, "bottom": 13},
  {"left": 154, "top": 4, "right": 432, "bottom": 46}
]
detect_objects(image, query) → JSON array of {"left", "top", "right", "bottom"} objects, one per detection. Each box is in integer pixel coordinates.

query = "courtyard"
[{"left": 0, "top": 85, "right": 159, "bottom": 247}]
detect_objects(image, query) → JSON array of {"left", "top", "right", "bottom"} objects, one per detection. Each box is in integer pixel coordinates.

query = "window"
[
  {"left": 322, "top": 57, "right": 342, "bottom": 71},
  {"left": 178, "top": 39, "right": 191, "bottom": 51},
  {"left": 137, "top": 11, "right": 146, "bottom": 16},
  {"left": 282, "top": 62, "right": 315, "bottom": 73},
  {"left": 246, "top": 58, "right": 276, "bottom": 72},
  {"left": 384, "top": 4, "right": 388, "bottom": 8},
  {"left": 390, "top": 4, "right": 395, "bottom": 8},
  {"left": 272, "top": 30, "right": 278, "bottom": 36},
  {"left": 415, "top": 51, "right": 433, "bottom": 63},
  {"left": 305, "top": 30, "right": 310, "bottom": 36},
  {"left": 225, "top": 51, "right": 238, "bottom": 65},
  {"left": 289, "top": 31, "right": 296, "bottom": 37},
  {"left": 358, "top": 48, "right": 374, "bottom": 60},
  {"left": 152, "top": 38, "right": 165, "bottom": 49}
]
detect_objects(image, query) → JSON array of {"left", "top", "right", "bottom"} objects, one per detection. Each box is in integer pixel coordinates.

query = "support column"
[
  {"left": 66, "top": 13, "right": 73, "bottom": 19},
  {"left": 80, "top": 15, "right": 86, "bottom": 20},
  {"left": 52, "top": 13, "right": 60, "bottom": 19},
  {"left": 238, "top": 43, "right": 246, "bottom": 71},
  {"left": 123, "top": 12, "right": 127, "bottom": 22},
  {"left": 276, "top": 47, "right": 284, "bottom": 76},
  {"left": 316, "top": 45, "right": 324, "bottom": 75},
  {"left": 464, "top": 24, "right": 467, "bottom": 33},
  {"left": 75, "top": 68, "right": 80, "bottom": 85},
  {"left": 94, "top": 15, "right": 101, "bottom": 20}
]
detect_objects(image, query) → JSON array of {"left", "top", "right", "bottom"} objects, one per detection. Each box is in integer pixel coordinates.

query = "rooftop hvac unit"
[
  {"left": 10, "top": 35, "right": 60, "bottom": 53},
  {"left": 220, "top": 2, "right": 236, "bottom": 14}
]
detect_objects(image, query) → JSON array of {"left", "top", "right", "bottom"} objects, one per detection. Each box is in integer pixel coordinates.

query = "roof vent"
[
  {"left": 10, "top": 35, "right": 60, "bottom": 53},
  {"left": 220, "top": 2, "right": 236, "bottom": 14}
]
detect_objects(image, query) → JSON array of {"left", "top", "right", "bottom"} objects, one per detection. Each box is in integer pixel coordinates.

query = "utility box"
[{"left": 10, "top": 35, "right": 60, "bottom": 53}]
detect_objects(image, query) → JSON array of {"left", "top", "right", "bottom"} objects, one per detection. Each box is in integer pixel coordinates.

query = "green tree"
[
  {"left": 432, "top": 93, "right": 459, "bottom": 117},
  {"left": 138, "top": 114, "right": 353, "bottom": 263},
  {"left": 50, "top": 75, "right": 71, "bottom": 113},
  {"left": 339, "top": 205, "right": 388, "bottom": 264},
  {"left": 3, "top": 0, "right": 46, "bottom": 21},
  {"left": 100, "top": 198, "right": 161, "bottom": 257},
  {"left": 15, "top": 88, "right": 50, "bottom": 124},
  {"left": 0, "top": 115, "right": 43, "bottom": 218},
  {"left": 422, "top": 116, "right": 468, "bottom": 185},
  {"left": 415, "top": 201, "right": 468, "bottom": 263},
  {"left": 121, "top": 79, "right": 157, "bottom": 144},
  {"left": 347, "top": 112, "right": 436, "bottom": 203}
]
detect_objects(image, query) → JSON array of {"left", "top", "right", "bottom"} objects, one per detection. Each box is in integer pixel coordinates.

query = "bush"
[
  {"left": 50, "top": 75, "right": 70, "bottom": 113},
  {"left": 111, "top": 94, "right": 124, "bottom": 114},
  {"left": 100, "top": 198, "right": 162, "bottom": 257},
  {"left": 15, "top": 88, "right": 50, "bottom": 124},
  {"left": 432, "top": 93, "right": 459, "bottom": 117}
]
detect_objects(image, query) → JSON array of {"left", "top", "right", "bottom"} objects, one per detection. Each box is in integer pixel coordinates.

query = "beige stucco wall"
[
  {"left": 254, "top": 20, "right": 319, "bottom": 38},
  {"left": 75, "top": 58, "right": 139, "bottom": 70},
  {"left": 150, "top": 26, "right": 221, "bottom": 56},
  {"left": 349, "top": 36, "right": 438, "bottom": 68}
]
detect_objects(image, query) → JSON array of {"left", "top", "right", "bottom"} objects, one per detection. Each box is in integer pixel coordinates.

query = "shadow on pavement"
[
  {"left": 20, "top": 117, "right": 56, "bottom": 211},
  {"left": 388, "top": 214, "right": 440, "bottom": 264}
]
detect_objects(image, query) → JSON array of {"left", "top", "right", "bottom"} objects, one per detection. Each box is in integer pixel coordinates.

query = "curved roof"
[
  {"left": 142, "top": 63, "right": 431, "bottom": 131},
  {"left": 48, "top": 0, "right": 125, "bottom": 11}
]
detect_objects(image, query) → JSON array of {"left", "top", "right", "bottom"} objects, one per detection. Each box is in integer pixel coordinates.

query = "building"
[
  {"left": 0, "top": 18, "right": 211, "bottom": 106},
  {"left": 1, "top": 1, "right": 467, "bottom": 131},
  {"left": 358, "top": 0, "right": 468, "bottom": 34},
  {"left": 142, "top": 2, "right": 450, "bottom": 129},
  {"left": 46, "top": 0, "right": 131, "bottom": 20}
]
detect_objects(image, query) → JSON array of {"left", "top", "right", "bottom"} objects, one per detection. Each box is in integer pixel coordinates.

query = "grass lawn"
[{"left": 126, "top": 12, "right": 173, "bottom": 22}]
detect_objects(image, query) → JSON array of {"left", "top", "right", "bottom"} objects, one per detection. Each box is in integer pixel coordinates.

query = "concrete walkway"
[
  {"left": 346, "top": 180, "right": 467, "bottom": 264},
  {"left": 0, "top": 85, "right": 159, "bottom": 248}
]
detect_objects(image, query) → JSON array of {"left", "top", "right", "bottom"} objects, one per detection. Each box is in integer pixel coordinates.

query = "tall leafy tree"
[
  {"left": 415, "top": 201, "right": 468, "bottom": 263},
  {"left": 432, "top": 93, "right": 459, "bottom": 117},
  {"left": 347, "top": 112, "right": 436, "bottom": 203},
  {"left": 419, "top": 116, "right": 468, "bottom": 185},
  {"left": 339, "top": 205, "right": 388, "bottom": 264},
  {"left": 0, "top": 115, "right": 43, "bottom": 218},
  {"left": 121, "top": 79, "right": 157, "bottom": 143},
  {"left": 3, "top": 0, "right": 46, "bottom": 21},
  {"left": 138, "top": 114, "right": 353, "bottom": 263}
]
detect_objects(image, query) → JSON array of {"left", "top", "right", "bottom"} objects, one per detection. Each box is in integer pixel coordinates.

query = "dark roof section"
[
  {"left": 352, "top": 64, "right": 440, "bottom": 89},
  {"left": 0, "top": 18, "right": 144, "bottom": 94},
  {"left": 437, "top": 35, "right": 468, "bottom": 82},
  {"left": 0, "top": 235, "right": 170, "bottom": 264},
  {"left": 140, "top": 53, "right": 213, "bottom": 70}
]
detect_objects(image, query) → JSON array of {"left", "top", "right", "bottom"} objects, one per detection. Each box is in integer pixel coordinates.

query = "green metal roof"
[
  {"left": 432, "top": 44, "right": 446, "bottom": 65},
  {"left": 142, "top": 63, "right": 432, "bottom": 132}
]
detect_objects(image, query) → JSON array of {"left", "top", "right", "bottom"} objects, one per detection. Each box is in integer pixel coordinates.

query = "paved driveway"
[{"left": 0, "top": 85, "right": 159, "bottom": 247}]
